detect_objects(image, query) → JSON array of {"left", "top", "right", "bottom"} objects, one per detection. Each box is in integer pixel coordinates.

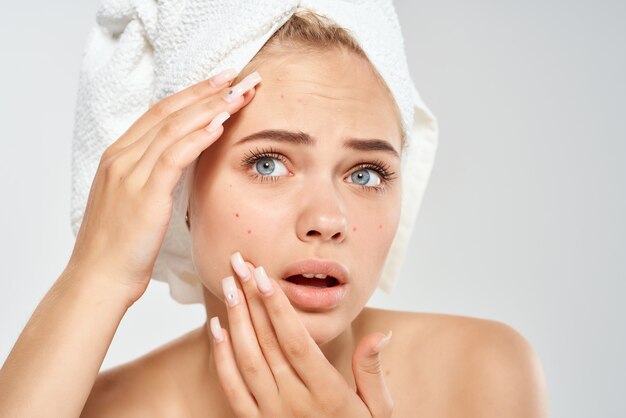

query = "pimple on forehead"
[
  {"left": 247, "top": 229, "right": 252, "bottom": 234},
  {"left": 235, "top": 213, "right": 239, "bottom": 218},
  {"left": 277, "top": 92, "right": 304, "bottom": 104},
  {"left": 352, "top": 227, "right": 357, "bottom": 232}
]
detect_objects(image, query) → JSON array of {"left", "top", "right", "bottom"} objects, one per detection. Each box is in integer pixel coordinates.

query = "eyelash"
[{"left": 239, "top": 146, "right": 397, "bottom": 194}]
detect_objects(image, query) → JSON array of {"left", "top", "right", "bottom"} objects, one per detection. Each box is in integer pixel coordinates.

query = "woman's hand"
[
  {"left": 66, "top": 69, "right": 262, "bottom": 306},
  {"left": 209, "top": 252, "right": 394, "bottom": 417}
]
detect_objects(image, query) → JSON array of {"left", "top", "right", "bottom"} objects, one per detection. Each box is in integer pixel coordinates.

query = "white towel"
[{"left": 70, "top": 0, "right": 439, "bottom": 304}]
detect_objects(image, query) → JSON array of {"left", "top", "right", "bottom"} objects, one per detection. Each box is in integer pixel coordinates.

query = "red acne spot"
[
  {"left": 280, "top": 93, "right": 284, "bottom": 99},
  {"left": 235, "top": 213, "right": 240, "bottom": 218},
  {"left": 379, "top": 224, "right": 383, "bottom": 229},
  {"left": 352, "top": 227, "right": 357, "bottom": 232},
  {"left": 247, "top": 229, "right": 252, "bottom": 234}
]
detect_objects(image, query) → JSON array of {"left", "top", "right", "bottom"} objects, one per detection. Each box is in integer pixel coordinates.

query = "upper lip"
[{"left": 280, "top": 259, "right": 350, "bottom": 285}]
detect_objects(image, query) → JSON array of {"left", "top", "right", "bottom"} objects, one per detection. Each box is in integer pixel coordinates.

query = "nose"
[{"left": 295, "top": 185, "right": 348, "bottom": 244}]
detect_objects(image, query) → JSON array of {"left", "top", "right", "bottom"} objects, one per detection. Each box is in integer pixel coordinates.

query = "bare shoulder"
[
  {"left": 355, "top": 307, "right": 549, "bottom": 417},
  {"left": 80, "top": 330, "right": 197, "bottom": 418},
  {"left": 442, "top": 314, "right": 549, "bottom": 417}
]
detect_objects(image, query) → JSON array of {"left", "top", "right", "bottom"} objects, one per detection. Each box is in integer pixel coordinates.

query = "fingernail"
[
  {"left": 206, "top": 111, "right": 230, "bottom": 133},
  {"left": 371, "top": 330, "right": 393, "bottom": 355},
  {"left": 210, "top": 68, "right": 238, "bottom": 87},
  {"left": 231, "top": 251, "right": 251, "bottom": 282},
  {"left": 222, "top": 276, "right": 240, "bottom": 307},
  {"left": 210, "top": 316, "right": 224, "bottom": 343},
  {"left": 253, "top": 266, "right": 273, "bottom": 295},
  {"left": 223, "top": 71, "right": 262, "bottom": 103}
]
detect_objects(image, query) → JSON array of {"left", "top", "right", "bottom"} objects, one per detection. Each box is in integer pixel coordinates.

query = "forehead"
[{"left": 231, "top": 49, "right": 402, "bottom": 152}]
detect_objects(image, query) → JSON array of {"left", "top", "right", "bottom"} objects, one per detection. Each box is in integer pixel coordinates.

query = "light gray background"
[{"left": 1, "top": 1, "right": 624, "bottom": 417}]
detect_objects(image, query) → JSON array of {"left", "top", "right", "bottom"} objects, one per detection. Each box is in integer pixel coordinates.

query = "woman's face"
[{"left": 190, "top": 48, "right": 402, "bottom": 345}]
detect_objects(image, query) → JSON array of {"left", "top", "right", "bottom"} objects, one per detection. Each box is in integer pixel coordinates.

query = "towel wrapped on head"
[{"left": 70, "top": 0, "right": 439, "bottom": 304}]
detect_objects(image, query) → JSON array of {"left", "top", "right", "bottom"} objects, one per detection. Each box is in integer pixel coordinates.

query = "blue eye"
[
  {"left": 253, "top": 157, "right": 288, "bottom": 177},
  {"left": 240, "top": 146, "right": 396, "bottom": 193},
  {"left": 348, "top": 169, "right": 382, "bottom": 188}
]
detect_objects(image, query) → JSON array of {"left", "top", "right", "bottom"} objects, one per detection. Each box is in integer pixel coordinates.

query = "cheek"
[
  {"left": 191, "top": 178, "right": 288, "bottom": 286},
  {"left": 351, "top": 206, "right": 399, "bottom": 245},
  {"left": 348, "top": 202, "right": 401, "bottom": 285}
]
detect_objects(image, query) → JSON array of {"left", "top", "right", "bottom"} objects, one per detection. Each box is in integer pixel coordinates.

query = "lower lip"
[{"left": 279, "top": 280, "right": 347, "bottom": 310}]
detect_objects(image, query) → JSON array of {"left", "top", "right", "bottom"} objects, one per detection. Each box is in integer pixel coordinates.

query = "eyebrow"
[{"left": 234, "top": 129, "right": 400, "bottom": 159}]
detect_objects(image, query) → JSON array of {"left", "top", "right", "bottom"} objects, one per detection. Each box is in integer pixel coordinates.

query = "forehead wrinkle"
[
  {"left": 300, "top": 91, "right": 367, "bottom": 103},
  {"left": 269, "top": 74, "right": 372, "bottom": 95}
]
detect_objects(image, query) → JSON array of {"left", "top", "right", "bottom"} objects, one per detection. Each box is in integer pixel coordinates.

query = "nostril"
[{"left": 303, "top": 229, "right": 344, "bottom": 241}]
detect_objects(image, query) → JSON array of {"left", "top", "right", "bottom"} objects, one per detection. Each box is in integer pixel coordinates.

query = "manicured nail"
[
  {"left": 253, "top": 266, "right": 273, "bottom": 295},
  {"left": 231, "top": 251, "right": 251, "bottom": 282},
  {"left": 371, "top": 330, "right": 393, "bottom": 355},
  {"left": 223, "top": 71, "right": 262, "bottom": 103},
  {"left": 206, "top": 111, "right": 230, "bottom": 133},
  {"left": 210, "top": 316, "right": 224, "bottom": 343},
  {"left": 210, "top": 68, "right": 238, "bottom": 87},
  {"left": 222, "top": 276, "right": 240, "bottom": 307}
]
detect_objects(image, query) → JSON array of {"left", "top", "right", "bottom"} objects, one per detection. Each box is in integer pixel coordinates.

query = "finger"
[
  {"left": 250, "top": 267, "right": 341, "bottom": 390},
  {"left": 96, "top": 78, "right": 243, "bottom": 182},
  {"left": 209, "top": 318, "right": 259, "bottom": 417},
  {"left": 352, "top": 332, "right": 394, "bottom": 418},
  {"left": 106, "top": 68, "right": 238, "bottom": 155},
  {"left": 127, "top": 76, "right": 258, "bottom": 185},
  {"left": 220, "top": 275, "right": 279, "bottom": 404},
  {"left": 103, "top": 71, "right": 259, "bottom": 187},
  {"left": 141, "top": 111, "right": 227, "bottom": 195},
  {"left": 230, "top": 253, "right": 305, "bottom": 395},
  {"left": 140, "top": 87, "right": 255, "bottom": 197}
]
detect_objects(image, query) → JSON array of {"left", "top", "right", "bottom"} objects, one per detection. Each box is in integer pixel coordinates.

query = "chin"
[{"left": 295, "top": 308, "right": 349, "bottom": 346}]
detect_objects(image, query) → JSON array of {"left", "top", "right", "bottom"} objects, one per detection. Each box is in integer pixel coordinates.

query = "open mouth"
[{"left": 285, "top": 274, "right": 341, "bottom": 288}]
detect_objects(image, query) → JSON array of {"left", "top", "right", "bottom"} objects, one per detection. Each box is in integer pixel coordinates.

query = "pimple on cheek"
[
  {"left": 351, "top": 225, "right": 384, "bottom": 232},
  {"left": 233, "top": 212, "right": 251, "bottom": 234}
]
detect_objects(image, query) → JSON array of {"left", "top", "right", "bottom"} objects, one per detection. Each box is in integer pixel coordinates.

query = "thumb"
[{"left": 352, "top": 330, "right": 394, "bottom": 417}]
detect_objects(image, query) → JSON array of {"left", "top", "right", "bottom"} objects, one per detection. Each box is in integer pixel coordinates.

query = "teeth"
[{"left": 301, "top": 273, "right": 327, "bottom": 279}]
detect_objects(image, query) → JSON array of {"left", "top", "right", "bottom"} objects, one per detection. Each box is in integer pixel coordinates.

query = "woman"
[{"left": 0, "top": 8, "right": 548, "bottom": 418}]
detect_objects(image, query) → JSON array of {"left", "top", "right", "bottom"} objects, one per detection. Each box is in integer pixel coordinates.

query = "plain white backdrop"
[{"left": 1, "top": 1, "right": 624, "bottom": 417}]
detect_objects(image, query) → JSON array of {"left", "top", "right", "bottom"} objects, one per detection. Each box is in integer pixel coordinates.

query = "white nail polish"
[
  {"left": 231, "top": 251, "right": 251, "bottom": 281},
  {"left": 222, "top": 276, "right": 240, "bottom": 307},
  {"left": 222, "top": 71, "right": 262, "bottom": 103},
  {"left": 210, "top": 68, "right": 238, "bottom": 87},
  {"left": 210, "top": 316, "right": 224, "bottom": 343},
  {"left": 253, "top": 266, "right": 273, "bottom": 295},
  {"left": 206, "top": 111, "right": 230, "bottom": 132},
  {"left": 371, "top": 330, "right": 393, "bottom": 355}
]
